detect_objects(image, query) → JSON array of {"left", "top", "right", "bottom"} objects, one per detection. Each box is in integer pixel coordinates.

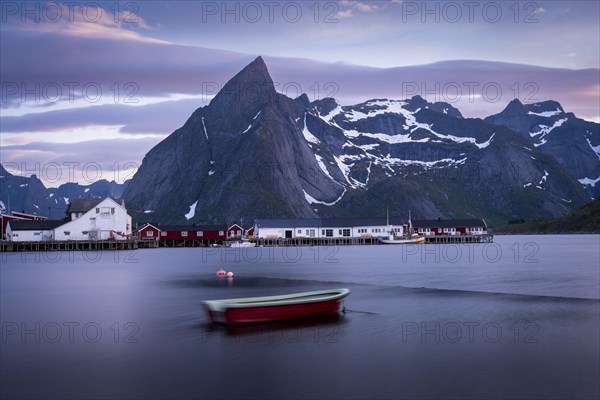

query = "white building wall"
[
  {"left": 7, "top": 227, "right": 55, "bottom": 242},
  {"left": 256, "top": 224, "right": 405, "bottom": 239},
  {"left": 54, "top": 198, "right": 132, "bottom": 241}
]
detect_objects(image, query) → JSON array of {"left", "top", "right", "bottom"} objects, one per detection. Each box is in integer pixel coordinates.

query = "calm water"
[{"left": 1, "top": 235, "right": 599, "bottom": 399}]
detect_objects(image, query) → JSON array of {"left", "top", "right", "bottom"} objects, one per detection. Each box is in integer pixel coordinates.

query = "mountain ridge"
[{"left": 120, "top": 58, "right": 597, "bottom": 227}]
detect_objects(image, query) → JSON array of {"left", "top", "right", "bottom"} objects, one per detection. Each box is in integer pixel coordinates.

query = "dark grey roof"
[
  {"left": 9, "top": 220, "right": 65, "bottom": 231},
  {"left": 412, "top": 219, "right": 486, "bottom": 228},
  {"left": 255, "top": 218, "right": 406, "bottom": 229},
  {"left": 157, "top": 224, "right": 227, "bottom": 232},
  {"left": 66, "top": 198, "right": 103, "bottom": 213}
]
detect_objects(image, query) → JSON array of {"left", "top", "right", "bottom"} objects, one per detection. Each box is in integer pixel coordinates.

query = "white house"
[
  {"left": 53, "top": 198, "right": 132, "bottom": 241},
  {"left": 6, "top": 220, "right": 64, "bottom": 241},
  {"left": 254, "top": 218, "right": 406, "bottom": 239}
]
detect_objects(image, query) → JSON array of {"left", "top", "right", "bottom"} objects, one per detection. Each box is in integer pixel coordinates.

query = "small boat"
[
  {"left": 227, "top": 239, "right": 256, "bottom": 248},
  {"left": 204, "top": 288, "right": 350, "bottom": 325}
]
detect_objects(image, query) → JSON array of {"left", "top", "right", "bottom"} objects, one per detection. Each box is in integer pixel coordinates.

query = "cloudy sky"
[{"left": 1, "top": 0, "right": 599, "bottom": 186}]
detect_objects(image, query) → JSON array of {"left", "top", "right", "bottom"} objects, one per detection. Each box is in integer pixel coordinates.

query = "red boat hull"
[{"left": 206, "top": 299, "right": 343, "bottom": 325}]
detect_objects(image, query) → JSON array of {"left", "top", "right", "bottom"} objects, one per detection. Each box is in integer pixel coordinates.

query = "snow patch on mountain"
[
  {"left": 303, "top": 188, "right": 346, "bottom": 206},
  {"left": 527, "top": 109, "right": 562, "bottom": 117},
  {"left": 578, "top": 176, "right": 600, "bottom": 187},
  {"left": 475, "top": 133, "right": 495, "bottom": 149},
  {"left": 314, "top": 154, "right": 335, "bottom": 182},
  {"left": 302, "top": 113, "right": 321, "bottom": 145},
  {"left": 531, "top": 118, "right": 568, "bottom": 146},
  {"left": 185, "top": 200, "right": 198, "bottom": 220},
  {"left": 539, "top": 170, "right": 549, "bottom": 185},
  {"left": 202, "top": 117, "right": 209, "bottom": 141},
  {"left": 585, "top": 136, "right": 600, "bottom": 160},
  {"left": 242, "top": 110, "right": 262, "bottom": 134}
]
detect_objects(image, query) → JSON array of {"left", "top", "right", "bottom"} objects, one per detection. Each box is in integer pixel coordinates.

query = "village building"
[
  {"left": 5, "top": 220, "right": 65, "bottom": 241},
  {"left": 254, "top": 218, "right": 406, "bottom": 239},
  {"left": 1, "top": 212, "right": 48, "bottom": 240},
  {"left": 53, "top": 198, "right": 132, "bottom": 241},
  {"left": 412, "top": 219, "right": 488, "bottom": 236}
]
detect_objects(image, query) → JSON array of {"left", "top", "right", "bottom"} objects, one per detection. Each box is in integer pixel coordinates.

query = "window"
[
  {"left": 308, "top": 229, "right": 315, "bottom": 237},
  {"left": 342, "top": 229, "right": 351, "bottom": 237},
  {"left": 298, "top": 229, "right": 302, "bottom": 234},
  {"left": 197, "top": 231, "right": 203, "bottom": 237},
  {"left": 34, "top": 232, "right": 41, "bottom": 236},
  {"left": 146, "top": 231, "right": 154, "bottom": 237},
  {"left": 96, "top": 208, "right": 99, "bottom": 213},
  {"left": 161, "top": 231, "right": 167, "bottom": 236},
  {"left": 181, "top": 231, "right": 188, "bottom": 237},
  {"left": 237, "top": 230, "right": 241, "bottom": 235},
  {"left": 82, "top": 231, "right": 88, "bottom": 235},
  {"left": 219, "top": 231, "right": 224, "bottom": 235},
  {"left": 324, "top": 229, "right": 333, "bottom": 237},
  {"left": 111, "top": 208, "right": 115, "bottom": 214},
  {"left": 64, "top": 231, "right": 70, "bottom": 235}
]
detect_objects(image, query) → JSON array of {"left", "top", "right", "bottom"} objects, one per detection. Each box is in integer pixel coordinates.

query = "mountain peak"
[
  {"left": 500, "top": 98, "right": 526, "bottom": 115},
  {"left": 208, "top": 56, "right": 276, "bottom": 119}
]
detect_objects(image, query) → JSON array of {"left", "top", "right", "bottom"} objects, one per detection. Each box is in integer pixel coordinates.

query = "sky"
[{"left": 1, "top": 0, "right": 599, "bottom": 186}]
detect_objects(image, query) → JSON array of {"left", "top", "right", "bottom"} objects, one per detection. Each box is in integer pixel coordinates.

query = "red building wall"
[
  {"left": 138, "top": 225, "right": 160, "bottom": 240},
  {"left": 159, "top": 228, "right": 226, "bottom": 241},
  {"left": 227, "top": 224, "right": 243, "bottom": 239}
]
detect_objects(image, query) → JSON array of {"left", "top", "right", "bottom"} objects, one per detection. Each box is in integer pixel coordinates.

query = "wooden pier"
[
  {"left": 0, "top": 239, "right": 158, "bottom": 252},
  {"left": 0, "top": 234, "right": 493, "bottom": 252},
  {"left": 424, "top": 234, "right": 493, "bottom": 244}
]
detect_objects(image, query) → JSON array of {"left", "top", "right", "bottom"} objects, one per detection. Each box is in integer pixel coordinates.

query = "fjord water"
[{"left": 1, "top": 235, "right": 598, "bottom": 399}]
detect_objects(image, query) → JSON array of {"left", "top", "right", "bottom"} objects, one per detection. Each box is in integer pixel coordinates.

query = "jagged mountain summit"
[{"left": 118, "top": 57, "right": 596, "bottom": 225}]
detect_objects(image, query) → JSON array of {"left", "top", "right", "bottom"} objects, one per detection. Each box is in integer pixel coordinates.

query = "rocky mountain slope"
[{"left": 486, "top": 99, "right": 600, "bottom": 198}]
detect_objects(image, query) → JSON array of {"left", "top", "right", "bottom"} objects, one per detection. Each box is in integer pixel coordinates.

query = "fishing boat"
[
  {"left": 204, "top": 288, "right": 350, "bottom": 325},
  {"left": 379, "top": 209, "right": 425, "bottom": 245},
  {"left": 379, "top": 235, "right": 425, "bottom": 244}
]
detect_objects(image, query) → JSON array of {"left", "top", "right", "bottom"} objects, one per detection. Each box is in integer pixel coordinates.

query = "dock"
[{"left": 0, "top": 234, "right": 493, "bottom": 252}]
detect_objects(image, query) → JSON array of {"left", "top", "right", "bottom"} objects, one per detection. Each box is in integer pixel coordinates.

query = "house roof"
[
  {"left": 137, "top": 223, "right": 160, "bottom": 232},
  {"left": 11, "top": 212, "right": 48, "bottom": 220},
  {"left": 9, "top": 219, "right": 65, "bottom": 231},
  {"left": 157, "top": 224, "right": 228, "bottom": 232},
  {"left": 412, "top": 219, "right": 486, "bottom": 228},
  {"left": 66, "top": 198, "right": 104, "bottom": 213},
  {"left": 255, "top": 217, "right": 406, "bottom": 229}
]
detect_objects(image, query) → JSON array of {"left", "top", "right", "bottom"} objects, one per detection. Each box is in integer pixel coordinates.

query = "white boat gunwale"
[{"left": 204, "top": 288, "right": 350, "bottom": 312}]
